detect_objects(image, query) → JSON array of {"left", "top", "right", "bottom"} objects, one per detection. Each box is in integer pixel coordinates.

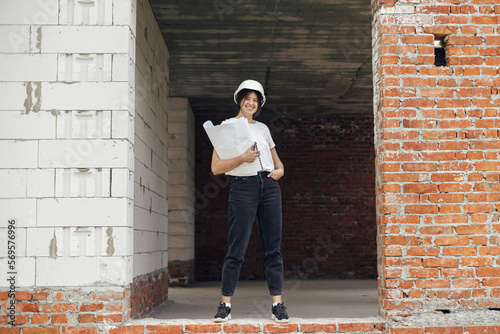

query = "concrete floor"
[{"left": 150, "top": 279, "right": 379, "bottom": 320}]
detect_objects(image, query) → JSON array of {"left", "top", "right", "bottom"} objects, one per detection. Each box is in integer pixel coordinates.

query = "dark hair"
[{"left": 236, "top": 89, "right": 263, "bottom": 117}]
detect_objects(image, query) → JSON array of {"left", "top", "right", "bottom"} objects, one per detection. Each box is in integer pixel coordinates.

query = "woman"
[{"left": 211, "top": 80, "right": 289, "bottom": 323}]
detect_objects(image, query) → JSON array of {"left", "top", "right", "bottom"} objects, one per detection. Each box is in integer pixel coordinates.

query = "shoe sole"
[
  {"left": 271, "top": 314, "right": 290, "bottom": 323},
  {"left": 214, "top": 314, "right": 231, "bottom": 323}
]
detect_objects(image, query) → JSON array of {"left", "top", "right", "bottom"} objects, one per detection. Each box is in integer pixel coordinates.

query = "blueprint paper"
[{"left": 203, "top": 118, "right": 262, "bottom": 175}]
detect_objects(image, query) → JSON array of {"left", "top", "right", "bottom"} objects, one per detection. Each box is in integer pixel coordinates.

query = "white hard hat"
[{"left": 234, "top": 80, "right": 266, "bottom": 106}]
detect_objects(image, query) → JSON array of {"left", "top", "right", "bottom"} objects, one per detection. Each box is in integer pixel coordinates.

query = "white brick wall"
[
  {"left": 0, "top": 228, "right": 27, "bottom": 258},
  {"left": 0, "top": 111, "right": 56, "bottom": 139},
  {"left": 132, "top": 0, "right": 170, "bottom": 279},
  {"left": 0, "top": 258, "right": 35, "bottom": 287},
  {"left": 27, "top": 169, "right": 55, "bottom": 198},
  {"left": 25, "top": 226, "right": 132, "bottom": 257},
  {"left": 37, "top": 198, "right": 130, "bottom": 227},
  {"left": 133, "top": 251, "right": 167, "bottom": 278},
  {"left": 0, "top": 141, "right": 39, "bottom": 168},
  {"left": 0, "top": 26, "right": 31, "bottom": 53},
  {"left": 55, "top": 168, "right": 111, "bottom": 197},
  {"left": 0, "top": 0, "right": 137, "bottom": 288},
  {"left": 167, "top": 98, "right": 196, "bottom": 264},
  {"left": 111, "top": 110, "right": 135, "bottom": 141},
  {"left": 42, "top": 82, "right": 130, "bottom": 110},
  {"left": 134, "top": 206, "right": 168, "bottom": 233},
  {"left": 0, "top": 200, "right": 37, "bottom": 227},
  {"left": 111, "top": 54, "right": 131, "bottom": 82},
  {"left": 168, "top": 247, "right": 194, "bottom": 263},
  {"left": 0, "top": 0, "right": 59, "bottom": 25},
  {"left": 0, "top": 83, "right": 38, "bottom": 111},
  {"left": 0, "top": 170, "right": 28, "bottom": 198},
  {"left": 0, "top": 0, "right": 173, "bottom": 289},
  {"left": 56, "top": 110, "right": 112, "bottom": 140},
  {"left": 36, "top": 256, "right": 132, "bottom": 286},
  {"left": 40, "top": 26, "right": 130, "bottom": 53},
  {"left": 111, "top": 168, "right": 134, "bottom": 198},
  {"left": 39, "top": 140, "right": 131, "bottom": 168},
  {"left": 0, "top": 54, "right": 58, "bottom": 81},
  {"left": 58, "top": 0, "right": 113, "bottom": 26},
  {"left": 57, "top": 54, "right": 113, "bottom": 82}
]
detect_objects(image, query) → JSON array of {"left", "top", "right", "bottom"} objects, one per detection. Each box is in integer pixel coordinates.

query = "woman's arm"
[
  {"left": 211, "top": 144, "right": 260, "bottom": 175},
  {"left": 268, "top": 147, "right": 284, "bottom": 180}
]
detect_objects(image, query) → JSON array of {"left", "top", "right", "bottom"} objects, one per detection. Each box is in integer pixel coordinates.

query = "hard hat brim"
[{"left": 233, "top": 80, "right": 266, "bottom": 106}]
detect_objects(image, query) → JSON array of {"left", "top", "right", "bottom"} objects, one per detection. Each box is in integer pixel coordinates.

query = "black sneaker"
[
  {"left": 271, "top": 302, "right": 289, "bottom": 323},
  {"left": 213, "top": 302, "right": 231, "bottom": 322}
]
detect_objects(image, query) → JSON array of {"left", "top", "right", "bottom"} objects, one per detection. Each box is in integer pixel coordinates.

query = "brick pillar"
[
  {"left": 167, "top": 98, "right": 196, "bottom": 287},
  {"left": 372, "top": 0, "right": 500, "bottom": 318}
]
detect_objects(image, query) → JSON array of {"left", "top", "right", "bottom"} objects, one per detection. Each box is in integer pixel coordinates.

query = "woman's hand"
[
  {"left": 211, "top": 144, "right": 260, "bottom": 175},
  {"left": 268, "top": 168, "right": 284, "bottom": 180},
  {"left": 268, "top": 147, "right": 284, "bottom": 180},
  {"left": 241, "top": 144, "right": 260, "bottom": 163}
]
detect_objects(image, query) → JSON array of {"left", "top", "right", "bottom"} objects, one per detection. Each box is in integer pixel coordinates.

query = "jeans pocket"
[{"left": 270, "top": 176, "right": 279, "bottom": 183}]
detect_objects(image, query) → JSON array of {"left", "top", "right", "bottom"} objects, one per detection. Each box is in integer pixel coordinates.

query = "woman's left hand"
[{"left": 268, "top": 168, "right": 284, "bottom": 180}]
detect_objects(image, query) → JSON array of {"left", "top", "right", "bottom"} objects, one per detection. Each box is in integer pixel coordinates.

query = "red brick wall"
[
  {"left": 195, "top": 114, "right": 377, "bottom": 281},
  {"left": 130, "top": 268, "right": 169, "bottom": 318},
  {"left": 169, "top": 259, "right": 196, "bottom": 287},
  {"left": 0, "top": 269, "right": 167, "bottom": 331},
  {"left": 372, "top": 0, "right": 500, "bottom": 318},
  {"left": 0, "top": 288, "right": 129, "bottom": 330}
]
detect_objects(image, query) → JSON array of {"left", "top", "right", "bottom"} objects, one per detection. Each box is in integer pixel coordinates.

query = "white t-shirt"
[
  {"left": 249, "top": 121, "right": 276, "bottom": 173},
  {"left": 222, "top": 118, "right": 276, "bottom": 176}
]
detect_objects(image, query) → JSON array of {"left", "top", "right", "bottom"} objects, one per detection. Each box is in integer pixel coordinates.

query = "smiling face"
[
  {"left": 236, "top": 89, "right": 263, "bottom": 119},
  {"left": 240, "top": 91, "right": 259, "bottom": 116}
]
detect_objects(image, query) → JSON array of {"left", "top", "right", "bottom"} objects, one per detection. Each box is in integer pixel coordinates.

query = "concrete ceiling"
[{"left": 149, "top": 0, "right": 373, "bottom": 116}]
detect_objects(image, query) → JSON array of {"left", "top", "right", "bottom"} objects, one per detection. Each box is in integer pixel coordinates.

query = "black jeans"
[{"left": 221, "top": 171, "right": 284, "bottom": 297}]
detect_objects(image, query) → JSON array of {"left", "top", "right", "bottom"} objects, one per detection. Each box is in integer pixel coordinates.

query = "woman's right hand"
[
  {"left": 241, "top": 144, "right": 260, "bottom": 163},
  {"left": 211, "top": 144, "right": 259, "bottom": 175}
]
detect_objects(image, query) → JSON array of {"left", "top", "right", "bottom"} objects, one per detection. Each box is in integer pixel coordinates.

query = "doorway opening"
[{"left": 148, "top": 0, "right": 377, "bottom": 320}]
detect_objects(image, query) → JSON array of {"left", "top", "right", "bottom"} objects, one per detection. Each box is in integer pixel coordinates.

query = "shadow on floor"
[{"left": 150, "top": 279, "right": 379, "bottom": 320}]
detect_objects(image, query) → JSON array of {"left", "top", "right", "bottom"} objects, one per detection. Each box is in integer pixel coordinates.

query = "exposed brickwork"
[
  {"left": 372, "top": 0, "right": 500, "bottom": 318},
  {"left": 130, "top": 268, "right": 169, "bottom": 319},
  {"left": 56, "top": 322, "right": 500, "bottom": 334},
  {"left": 195, "top": 114, "right": 377, "bottom": 281},
  {"left": 388, "top": 326, "right": 500, "bottom": 334},
  {"left": 169, "top": 259, "right": 196, "bottom": 287},
  {"left": 0, "top": 288, "right": 129, "bottom": 331},
  {"left": 107, "top": 320, "right": 386, "bottom": 334}
]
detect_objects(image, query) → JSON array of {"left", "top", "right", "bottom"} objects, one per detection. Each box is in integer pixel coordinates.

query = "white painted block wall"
[
  {"left": 0, "top": 0, "right": 137, "bottom": 287},
  {"left": 133, "top": 0, "right": 170, "bottom": 278},
  {"left": 167, "top": 98, "right": 196, "bottom": 263}
]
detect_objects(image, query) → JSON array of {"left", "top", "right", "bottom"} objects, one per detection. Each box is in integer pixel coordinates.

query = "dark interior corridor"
[
  {"left": 148, "top": 0, "right": 376, "bottom": 283},
  {"left": 195, "top": 113, "right": 377, "bottom": 282}
]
